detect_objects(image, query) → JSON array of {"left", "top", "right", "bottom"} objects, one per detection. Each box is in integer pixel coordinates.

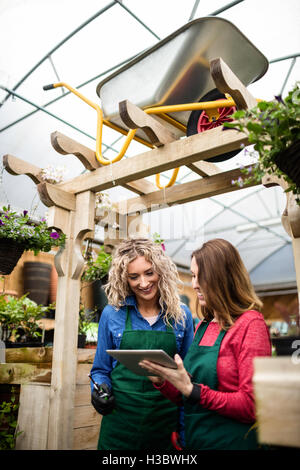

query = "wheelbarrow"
[{"left": 44, "top": 17, "right": 268, "bottom": 188}]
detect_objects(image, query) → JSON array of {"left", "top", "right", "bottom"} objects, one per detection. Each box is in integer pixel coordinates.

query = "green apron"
[
  {"left": 183, "top": 320, "right": 258, "bottom": 450},
  {"left": 98, "top": 307, "right": 178, "bottom": 450}
]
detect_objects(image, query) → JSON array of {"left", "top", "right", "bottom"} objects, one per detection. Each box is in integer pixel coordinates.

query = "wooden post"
[
  {"left": 263, "top": 174, "right": 300, "bottom": 314},
  {"left": 45, "top": 191, "right": 95, "bottom": 450}
]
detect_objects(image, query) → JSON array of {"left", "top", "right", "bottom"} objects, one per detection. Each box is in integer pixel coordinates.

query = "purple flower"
[
  {"left": 50, "top": 231, "right": 60, "bottom": 240},
  {"left": 23, "top": 210, "right": 28, "bottom": 216},
  {"left": 275, "top": 95, "right": 284, "bottom": 104},
  {"left": 0, "top": 219, "right": 4, "bottom": 226},
  {"left": 161, "top": 243, "right": 166, "bottom": 251}
]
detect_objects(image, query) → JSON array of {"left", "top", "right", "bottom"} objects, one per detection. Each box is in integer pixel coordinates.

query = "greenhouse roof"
[{"left": 0, "top": 0, "right": 299, "bottom": 289}]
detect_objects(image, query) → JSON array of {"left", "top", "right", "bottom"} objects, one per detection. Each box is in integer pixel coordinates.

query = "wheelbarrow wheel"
[{"left": 186, "top": 88, "right": 238, "bottom": 163}]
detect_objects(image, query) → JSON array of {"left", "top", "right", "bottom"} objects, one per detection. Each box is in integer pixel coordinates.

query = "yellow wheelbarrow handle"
[{"left": 43, "top": 82, "right": 137, "bottom": 166}]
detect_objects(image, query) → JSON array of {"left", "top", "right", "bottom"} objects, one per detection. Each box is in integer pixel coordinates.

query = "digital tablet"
[{"left": 106, "top": 349, "right": 177, "bottom": 376}]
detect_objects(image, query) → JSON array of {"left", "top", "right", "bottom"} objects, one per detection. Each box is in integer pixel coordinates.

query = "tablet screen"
[{"left": 106, "top": 349, "right": 177, "bottom": 376}]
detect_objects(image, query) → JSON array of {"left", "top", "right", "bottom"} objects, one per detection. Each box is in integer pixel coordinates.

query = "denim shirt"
[{"left": 90, "top": 295, "right": 194, "bottom": 389}]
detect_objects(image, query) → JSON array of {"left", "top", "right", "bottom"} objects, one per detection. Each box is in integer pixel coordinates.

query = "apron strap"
[
  {"left": 195, "top": 320, "right": 227, "bottom": 346},
  {"left": 125, "top": 306, "right": 132, "bottom": 330}
]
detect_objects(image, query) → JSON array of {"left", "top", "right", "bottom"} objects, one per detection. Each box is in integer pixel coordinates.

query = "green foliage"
[
  {"left": 78, "top": 305, "right": 97, "bottom": 335},
  {"left": 0, "top": 388, "right": 22, "bottom": 449},
  {"left": 224, "top": 82, "right": 300, "bottom": 204},
  {"left": 0, "top": 294, "right": 54, "bottom": 343},
  {"left": 81, "top": 245, "right": 112, "bottom": 282},
  {"left": 0, "top": 206, "right": 66, "bottom": 255}
]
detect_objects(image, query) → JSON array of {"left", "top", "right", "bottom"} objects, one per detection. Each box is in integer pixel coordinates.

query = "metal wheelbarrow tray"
[{"left": 96, "top": 17, "right": 268, "bottom": 141}]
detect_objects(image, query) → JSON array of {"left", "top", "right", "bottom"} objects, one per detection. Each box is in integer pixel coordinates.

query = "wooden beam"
[
  {"left": 51, "top": 131, "right": 158, "bottom": 195},
  {"left": 117, "top": 165, "right": 257, "bottom": 215},
  {"left": 186, "top": 160, "right": 221, "bottom": 177},
  {"left": 121, "top": 178, "right": 158, "bottom": 195},
  {"left": 0, "top": 363, "right": 51, "bottom": 384},
  {"left": 210, "top": 58, "right": 257, "bottom": 110},
  {"left": 5, "top": 346, "right": 53, "bottom": 364},
  {"left": 58, "top": 127, "right": 249, "bottom": 195},
  {"left": 119, "top": 100, "right": 177, "bottom": 146},
  {"left": 5, "top": 346, "right": 95, "bottom": 365}
]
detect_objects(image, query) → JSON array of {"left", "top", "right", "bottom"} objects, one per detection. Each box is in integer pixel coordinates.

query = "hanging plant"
[
  {"left": 225, "top": 82, "right": 300, "bottom": 204},
  {"left": 0, "top": 206, "right": 66, "bottom": 274},
  {"left": 40, "top": 164, "right": 67, "bottom": 184}
]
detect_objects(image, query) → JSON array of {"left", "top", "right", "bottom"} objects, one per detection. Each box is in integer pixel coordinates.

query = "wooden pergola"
[{"left": 3, "top": 59, "right": 300, "bottom": 449}]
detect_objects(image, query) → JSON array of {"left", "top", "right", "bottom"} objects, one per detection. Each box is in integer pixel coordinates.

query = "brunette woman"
[
  {"left": 140, "top": 238, "right": 271, "bottom": 450},
  {"left": 90, "top": 238, "right": 194, "bottom": 450}
]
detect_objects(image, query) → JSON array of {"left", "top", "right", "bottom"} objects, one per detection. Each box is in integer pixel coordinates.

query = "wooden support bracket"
[
  {"left": 72, "top": 191, "right": 95, "bottom": 280},
  {"left": 38, "top": 182, "right": 76, "bottom": 211},
  {"left": 119, "top": 99, "right": 177, "bottom": 147},
  {"left": 3, "top": 154, "right": 43, "bottom": 184},
  {"left": 51, "top": 131, "right": 100, "bottom": 171},
  {"left": 262, "top": 173, "right": 300, "bottom": 239},
  {"left": 210, "top": 57, "right": 258, "bottom": 110}
]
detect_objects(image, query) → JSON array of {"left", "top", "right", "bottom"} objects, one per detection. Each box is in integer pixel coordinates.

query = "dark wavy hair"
[{"left": 192, "top": 238, "right": 263, "bottom": 330}]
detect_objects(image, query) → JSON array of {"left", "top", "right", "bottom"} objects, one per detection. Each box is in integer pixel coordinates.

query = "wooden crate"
[{"left": 253, "top": 356, "right": 300, "bottom": 448}]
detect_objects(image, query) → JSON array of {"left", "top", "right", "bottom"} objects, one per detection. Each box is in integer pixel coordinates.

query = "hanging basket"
[
  {"left": 0, "top": 238, "right": 25, "bottom": 275},
  {"left": 274, "top": 140, "right": 300, "bottom": 189}
]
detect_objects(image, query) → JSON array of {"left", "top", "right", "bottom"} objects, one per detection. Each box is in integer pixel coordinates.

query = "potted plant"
[
  {"left": 225, "top": 82, "right": 300, "bottom": 204},
  {"left": 0, "top": 294, "right": 54, "bottom": 347},
  {"left": 81, "top": 245, "right": 112, "bottom": 321},
  {"left": 0, "top": 205, "right": 66, "bottom": 275},
  {"left": 270, "top": 299, "right": 300, "bottom": 356},
  {"left": 77, "top": 305, "right": 97, "bottom": 348}
]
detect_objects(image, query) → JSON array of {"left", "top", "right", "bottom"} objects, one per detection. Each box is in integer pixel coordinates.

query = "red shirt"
[{"left": 157, "top": 310, "right": 272, "bottom": 423}]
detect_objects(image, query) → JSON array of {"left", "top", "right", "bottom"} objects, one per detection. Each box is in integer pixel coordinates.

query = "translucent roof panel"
[{"left": 0, "top": 0, "right": 299, "bottom": 289}]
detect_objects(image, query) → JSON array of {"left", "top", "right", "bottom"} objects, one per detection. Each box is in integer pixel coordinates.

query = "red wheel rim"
[{"left": 197, "top": 101, "right": 236, "bottom": 133}]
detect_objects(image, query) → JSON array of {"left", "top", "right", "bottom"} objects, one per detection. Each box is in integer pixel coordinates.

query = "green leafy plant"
[
  {"left": 0, "top": 294, "right": 54, "bottom": 343},
  {"left": 78, "top": 304, "right": 97, "bottom": 335},
  {"left": 81, "top": 245, "right": 112, "bottom": 282},
  {"left": 224, "top": 82, "right": 300, "bottom": 204},
  {"left": 0, "top": 387, "right": 22, "bottom": 449},
  {"left": 0, "top": 206, "right": 66, "bottom": 255}
]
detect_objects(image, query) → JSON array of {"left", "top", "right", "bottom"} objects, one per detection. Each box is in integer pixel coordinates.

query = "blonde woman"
[
  {"left": 140, "top": 238, "right": 272, "bottom": 450},
  {"left": 90, "top": 238, "right": 194, "bottom": 450}
]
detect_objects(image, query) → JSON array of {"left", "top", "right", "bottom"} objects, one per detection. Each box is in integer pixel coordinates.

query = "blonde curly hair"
[{"left": 105, "top": 238, "right": 185, "bottom": 326}]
